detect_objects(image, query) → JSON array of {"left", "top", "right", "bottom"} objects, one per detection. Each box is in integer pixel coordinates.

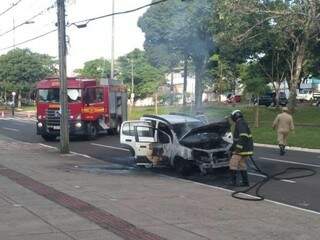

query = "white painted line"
[
  {"left": 2, "top": 127, "right": 19, "bottom": 132},
  {"left": 260, "top": 157, "right": 320, "bottom": 168},
  {"left": 255, "top": 143, "right": 320, "bottom": 154},
  {"left": 70, "top": 151, "right": 93, "bottom": 159},
  {"left": 39, "top": 143, "right": 57, "bottom": 150},
  {"left": 91, "top": 143, "right": 130, "bottom": 152},
  {"left": 248, "top": 172, "right": 296, "bottom": 183}
]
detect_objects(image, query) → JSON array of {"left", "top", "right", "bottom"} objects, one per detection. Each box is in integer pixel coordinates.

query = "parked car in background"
[
  {"left": 253, "top": 92, "right": 287, "bottom": 106},
  {"left": 297, "top": 89, "right": 313, "bottom": 102}
]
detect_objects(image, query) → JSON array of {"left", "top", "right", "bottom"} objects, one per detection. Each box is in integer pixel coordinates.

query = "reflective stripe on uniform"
[
  {"left": 236, "top": 144, "right": 243, "bottom": 149},
  {"left": 239, "top": 133, "right": 252, "bottom": 138},
  {"left": 238, "top": 151, "right": 253, "bottom": 156}
]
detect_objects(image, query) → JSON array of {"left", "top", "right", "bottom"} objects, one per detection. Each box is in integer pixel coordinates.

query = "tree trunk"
[
  {"left": 18, "top": 91, "right": 22, "bottom": 109},
  {"left": 255, "top": 98, "right": 260, "bottom": 128},
  {"left": 194, "top": 58, "right": 206, "bottom": 111},
  {"left": 170, "top": 71, "right": 174, "bottom": 106},
  {"left": 183, "top": 56, "right": 188, "bottom": 106},
  {"left": 288, "top": 42, "right": 305, "bottom": 111}
]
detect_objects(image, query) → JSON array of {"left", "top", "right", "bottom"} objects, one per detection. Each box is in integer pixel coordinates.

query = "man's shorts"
[{"left": 229, "top": 154, "right": 248, "bottom": 170}]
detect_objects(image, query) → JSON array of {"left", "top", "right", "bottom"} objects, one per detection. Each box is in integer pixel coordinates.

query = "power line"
[
  {"left": 0, "top": 29, "right": 57, "bottom": 51},
  {"left": 0, "top": 3, "right": 55, "bottom": 38},
  {"left": 0, "top": 0, "right": 169, "bottom": 52},
  {"left": 0, "top": 0, "right": 24, "bottom": 18},
  {"left": 69, "top": 0, "right": 168, "bottom": 27}
]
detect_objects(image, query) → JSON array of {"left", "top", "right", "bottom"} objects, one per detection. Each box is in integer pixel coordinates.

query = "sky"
[{"left": 0, "top": 0, "right": 152, "bottom": 75}]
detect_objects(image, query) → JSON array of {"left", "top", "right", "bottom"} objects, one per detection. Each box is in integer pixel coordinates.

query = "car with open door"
[{"left": 120, "top": 114, "right": 233, "bottom": 175}]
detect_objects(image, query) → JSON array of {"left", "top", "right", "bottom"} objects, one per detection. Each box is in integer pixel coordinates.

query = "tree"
[
  {"left": 138, "top": 0, "right": 215, "bottom": 109},
  {"left": 214, "top": 0, "right": 320, "bottom": 110},
  {"left": 0, "top": 48, "right": 57, "bottom": 106},
  {"left": 117, "top": 49, "right": 165, "bottom": 100},
  {"left": 74, "top": 58, "right": 111, "bottom": 79},
  {"left": 240, "top": 62, "right": 270, "bottom": 127}
]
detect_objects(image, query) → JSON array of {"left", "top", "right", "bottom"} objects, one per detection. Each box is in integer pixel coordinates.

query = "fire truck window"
[
  {"left": 67, "top": 89, "right": 81, "bottom": 102},
  {"left": 86, "top": 88, "right": 103, "bottom": 103},
  {"left": 96, "top": 88, "right": 104, "bottom": 102},
  {"left": 38, "top": 89, "right": 59, "bottom": 103}
]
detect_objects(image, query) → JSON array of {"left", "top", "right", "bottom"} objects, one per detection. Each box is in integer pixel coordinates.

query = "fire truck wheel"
[
  {"left": 86, "top": 123, "right": 98, "bottom": 140},
  {"left": 41, "top": 134, "right": 56, "bottom": 141}
]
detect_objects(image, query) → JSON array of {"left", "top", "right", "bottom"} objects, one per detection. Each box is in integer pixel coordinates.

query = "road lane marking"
[
  {"left": 260, "top": 157, "right": 320, "bottom": 168},
  {"left": 91, "top": 143, "right": 130, "bottom": 152},
  {"left": 39, "top": 143, "right": 57, "bottom": 149},
  {"left": 2, "top": 127, "right": 19, "bottom": 132},
  {"left": 248, "top": 172, "right": 296, "bottom": 183},
  {"left": 159, "top": 174, "right": 320, "bottom": 215},
  {"left": 37, "top": 142, "right": 320, "bottom": 216}
]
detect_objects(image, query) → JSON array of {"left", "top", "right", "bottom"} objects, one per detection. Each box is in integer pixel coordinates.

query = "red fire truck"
[{"left": 36, "top": 77, "right": 127, "bottom": 141}]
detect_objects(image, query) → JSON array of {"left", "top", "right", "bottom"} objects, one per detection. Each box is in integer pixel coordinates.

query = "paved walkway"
[{"left": 0, "top": 135, "right": 319, "bottom": 240}]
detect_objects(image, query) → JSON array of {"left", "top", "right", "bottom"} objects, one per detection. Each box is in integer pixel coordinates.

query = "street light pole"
[
  {"left": 110, "top": 0, "right": 115, "bottom": 80},
  {"left": 57, "top": 0, "right": 70, "bottom": 153}
]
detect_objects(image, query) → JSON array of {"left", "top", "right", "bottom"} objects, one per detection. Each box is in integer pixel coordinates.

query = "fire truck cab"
[{"left": 36, "top": 77, "right": 127, "bottom": 141}]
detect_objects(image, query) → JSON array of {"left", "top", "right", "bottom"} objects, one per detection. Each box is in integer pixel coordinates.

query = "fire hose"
[{"left": 231, "top": 156, "right": 317, "bottom": 201}]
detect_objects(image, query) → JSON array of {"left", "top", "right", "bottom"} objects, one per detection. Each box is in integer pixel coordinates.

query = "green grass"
[{"left": 129, "top": 104, "right": 320, "bottom": 149}]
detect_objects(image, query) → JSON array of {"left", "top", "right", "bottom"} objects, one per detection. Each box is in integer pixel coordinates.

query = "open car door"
[{"left": 120, "top": 121, "right": 172, "bottom": 166}]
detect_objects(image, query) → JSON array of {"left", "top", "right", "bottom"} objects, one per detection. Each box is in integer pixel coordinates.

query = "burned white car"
[{"left": 120, "top": 114, "right": 233, "bottom": 175}]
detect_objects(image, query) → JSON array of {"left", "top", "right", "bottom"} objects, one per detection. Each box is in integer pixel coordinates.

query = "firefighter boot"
[
  {"left": 240, "top": 170, "right": 249, "bottom": 187},
  {"left": 279, "top": 145, "right": 285, "bottom": 156},
  {"left": 227, "top": 170, "right": 237, "bottom": 186}
]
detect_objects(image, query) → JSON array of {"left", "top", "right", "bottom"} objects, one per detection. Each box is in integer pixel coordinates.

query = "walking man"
[
  {"left": 272, "top": 107, "right": 295, "bottom": 155},
  {"left": 228, "top": 110, "right": 254, "bottom": 187}
]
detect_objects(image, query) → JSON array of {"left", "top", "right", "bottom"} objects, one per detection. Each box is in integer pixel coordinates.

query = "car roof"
[{"left": 142, "top": 114, "right": 202, "bottom": 125}]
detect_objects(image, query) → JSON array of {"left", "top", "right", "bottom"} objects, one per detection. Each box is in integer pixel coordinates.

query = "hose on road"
[{"left": 231, "top": 156, "right": 317, "bottom": 201}]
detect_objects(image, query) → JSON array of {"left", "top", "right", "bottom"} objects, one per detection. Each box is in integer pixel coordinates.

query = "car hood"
[{"left": 178, "top": 120, "right": 231, "bottom": 150}]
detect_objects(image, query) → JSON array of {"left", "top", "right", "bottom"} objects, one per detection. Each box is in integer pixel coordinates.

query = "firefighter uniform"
[
  {"left": 228, "top": 110, "right": 254, "bottom": 186},
  {"left": 272, "top": 107, "right": 294, "bottom": 155},
  {"left": 230, "top": 118, "right": 254, "bottom": 170}
]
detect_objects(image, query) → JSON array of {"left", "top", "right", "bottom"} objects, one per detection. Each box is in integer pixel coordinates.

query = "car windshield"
[
  {"left": 172, "top": 121, "right": 203, "bottom": 139},
  {"left": 38, "top": 89, "right": 82, "bottom": 103}
]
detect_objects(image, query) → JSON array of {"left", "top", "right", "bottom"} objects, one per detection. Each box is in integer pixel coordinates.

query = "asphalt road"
[{"left": 1, "top": 117, "right": 320, "bottom": 214}]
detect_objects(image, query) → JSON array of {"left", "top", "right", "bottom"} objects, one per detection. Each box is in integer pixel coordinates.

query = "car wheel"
[
  {"left": 86, "top": 123, "right": 98, "bottom": 140},
  {"left": 174, "top": 157, "right": 193, "bottom": 176},
  {"left": 41, "top": 134, "right": 56, "bottom": 141}
]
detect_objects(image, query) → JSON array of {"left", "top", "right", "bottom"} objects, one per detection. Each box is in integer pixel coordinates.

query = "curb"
[{"left": 254, "top": 143, "right": 320, "bottom": 154}]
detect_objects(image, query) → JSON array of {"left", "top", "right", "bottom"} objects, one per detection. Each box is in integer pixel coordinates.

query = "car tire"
[
  {"left": 86, "top": 123, "right": 98, "bottom": 140},
  {"left": 174, "top": 157, "right": 193, "bottom": 176},
  {"left": 41, "top": 134, "right": 56, "bottom": 141}
]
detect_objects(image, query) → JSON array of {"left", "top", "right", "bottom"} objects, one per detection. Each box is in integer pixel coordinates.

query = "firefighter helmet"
[{"left": 231, "top": 109, "right": 243, "bottom": 122}]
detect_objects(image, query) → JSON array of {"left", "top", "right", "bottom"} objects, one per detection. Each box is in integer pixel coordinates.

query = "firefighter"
[
  {"left": 228, "top": 110, "right": 254, "bottom": 186},
  {"left": 272, "top": 107, "right": 295, "bottom": 155}
]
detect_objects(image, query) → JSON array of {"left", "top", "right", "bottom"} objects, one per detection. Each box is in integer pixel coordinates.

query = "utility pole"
[
  {"left": 131, "top": 59, "right": 134, "bottom": 106},
  {"left": 57, "top": 0, "right": 70, "bottom": 153},
  {"left": 110, "top": 0, "right": 115, "bottom": 80}
]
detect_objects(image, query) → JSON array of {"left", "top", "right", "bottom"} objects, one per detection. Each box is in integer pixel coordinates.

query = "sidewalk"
[{"left": 0, "top": 135, "right": 319, "bottom": 240}]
